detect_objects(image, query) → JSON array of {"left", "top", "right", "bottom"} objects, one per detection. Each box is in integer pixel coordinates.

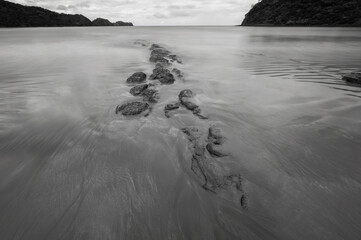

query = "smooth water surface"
[{"left": 0, "top": 26, "right": 361, "bottom": 240}]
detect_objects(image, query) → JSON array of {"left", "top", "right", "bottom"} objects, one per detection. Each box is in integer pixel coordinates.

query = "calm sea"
[{"left": 0, "top": 26, "right": 361, "bottom": 240}]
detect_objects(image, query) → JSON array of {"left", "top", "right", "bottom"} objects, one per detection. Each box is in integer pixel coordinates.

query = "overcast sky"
[{"left": 11, "top": 0, "right": 258, "bottom": 25}]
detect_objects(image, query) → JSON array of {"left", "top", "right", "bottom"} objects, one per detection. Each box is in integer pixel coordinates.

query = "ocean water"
[{"left": 0, "top": 26, "right": 361, "bottom": 240}]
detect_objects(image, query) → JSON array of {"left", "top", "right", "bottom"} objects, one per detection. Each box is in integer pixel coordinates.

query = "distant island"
[
  {"left": 242, "top": 0, "right": 361, "bottom": 26},
  {"left": 0, "top": 0, "right": 133, "bottom": 27}
]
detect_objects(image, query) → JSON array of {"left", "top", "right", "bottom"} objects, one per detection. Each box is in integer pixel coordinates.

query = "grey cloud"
[
  {"left": 167, "top": 4, "right": 196, "bottom": 10},
  {"left": 154, "top": 13, "right": 168, "bottom": 19},
  {"left": 56, "top": 5, "right": 68, "bottom": 10}
]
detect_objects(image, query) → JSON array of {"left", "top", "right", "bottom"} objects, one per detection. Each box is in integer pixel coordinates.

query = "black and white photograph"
[{"left": 0, "top": 0, "right": 361, "bottom": 239}]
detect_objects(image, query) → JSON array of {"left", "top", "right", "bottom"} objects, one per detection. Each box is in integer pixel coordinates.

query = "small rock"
[
  {"left": 208, "top": 126, "right": 225, "bottom": 145},
  {"left": 194, "top": 113, "right": 208, "bottom": 120},
  {"left": 342, "top": 72, "right": 361, "bottom": 84},
  {"left": 168, "top": 55, "right": 183, "bottom": 64},
  {"left": 150, "top": 44, "right": 161, "bottom": 51},
  {"left": 178, "top": 89, "right": 193, "bottom": 102},
  {"left": 115, "top": 102, "right": 149, "bottom": 116},
  {"left": 206, "top": 143, "right": 228, "bottom": 157},
  {"left": 182, "top": 101, "right": 199, "bottom": 111},
  {"left": 150, "top": 48, "right": 171, "bottom": 64},
  {"left": 164, "top": 102, "right": 180, "bottom": 118},
  {"left": 181, "top": 127, "right": 202, "bottom": 143},
  {"left": 240, "top": 194, "right": 249, "bottom": 210},
  {"left": 149, "top": 66, "right": 175, "bottom": 84},
  {"left": 165, "top": 102, "right": 180, "bottom": 111},
  {"left": 126, "top": 72, "right": 147, "bottom": 84},
  {"left": 141, "top": 88, "right": 159, "bottom": 103},
  {"left": 129, "top": 84, "right": 148, "bottom": 96},
  {"left": 172, "top": 68, "right": 183, "bottom": 78}
]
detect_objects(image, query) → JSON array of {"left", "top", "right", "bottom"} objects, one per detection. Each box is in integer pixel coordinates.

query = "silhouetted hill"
[
  {"left": 242, "top": 0, "right": 361, "bottom": 26},
  {"left": 92, "top": 18, "right": 113, "bottom": 26},
  {"left": 0, "top": 0, "right": 133, "bottom": 27}
]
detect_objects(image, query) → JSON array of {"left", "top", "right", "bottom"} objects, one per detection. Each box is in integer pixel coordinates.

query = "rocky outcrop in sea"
[
  {"left": 115, "top": 40, "right": 249, "bottom": 209},
  {"left": 241, "top": 0, "right": 361, "bottom": 26},
  {"left": 0, "top": 0, "right": 133, "bottom": 27}
]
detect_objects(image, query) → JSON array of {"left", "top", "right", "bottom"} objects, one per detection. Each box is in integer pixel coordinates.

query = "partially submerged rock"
[
  {"left": 181, "top": 126, "right": 247, "bottom": 208},
  {"left": 150, "top": 48, "right": 171, "bottom": 64},
  {"left": 179, "top": 89, "right": 208, "bottom": 119},
  {"left": 168, "top": 54, "right": 182, "bottom": 64},
  {"left": 342, "top": 72, "right": 361, "bottom": 85},
  {"left": 178, "top": 89, "right": 194, "bottom": 102},
  {"left": 182, "top": 101, "right": 199, "bottom": 111},
  {"left": 141, "top": 88, "right": 159, "bottom": 103},
  {"left": 115, "top": 101, "right": 150, "bottom": 116},
  {"left": 206, "top": 143, "right": 228, "bottom": 157},
  {"left": 172, "top": 68, "right": 184, "bottom": 78},
  {"left": 150, "top": 44, "right": 162, "bottom": 51},
  {"left": 149, "top": 66, "right": 175, "bottom": 84},
  {"left": 164, "top": 102, "right": 181, "bottom": 118},
  {"left": 208, "top": 126, "right": 225, "bottom": 145},
  {"left": 126, "top": 72, "right": 147, "bottom": 84},
  {"left": 164, "top": 89, "right": 207, "bottom": 119},
  {"left": 129, "top": 84, "right": 148, "bottom": 96},
  {"left": 134, "top": 39, "right": 148, "bottom": 47}
]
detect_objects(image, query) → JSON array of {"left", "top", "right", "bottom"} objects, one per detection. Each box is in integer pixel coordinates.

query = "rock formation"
[
  {"left": 241, "top": 0, "right": 361, "bottom": 26},
  {"left": 342, "top": 72, "right": 361, "bottom": 85},
  {"left": 117, "top": 41, "right": 248, "bottom": 209},
  {"left": 0, "top": 0, "right": 133, "bottom": 27}
]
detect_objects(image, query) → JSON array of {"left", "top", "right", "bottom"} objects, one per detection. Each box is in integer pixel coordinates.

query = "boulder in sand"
[
  {"left": 130, "top": 84, "right": 148, "bottom": 96},
  {"left": 149, "top": 66, "right": 175, "bottom": 84},
  {"left": 342, "top": 72, "right": 361, "bottom": 85},
  {"left": 115, "top": 101, "right": 149, "bottom": 116},
  {"left": 126, "top": 72, "right": 147, "bottom": 84}
]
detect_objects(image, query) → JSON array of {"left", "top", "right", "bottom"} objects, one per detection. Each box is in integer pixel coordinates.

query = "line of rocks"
[
  {"left": 115, "top": 43, "right": 184, "bottom": 116},
  {"left": 164, "top": 89, "right": 208, "bottom": 119},
  {"left": 182, "top": 126, "right": 248, "bottom": 209},
  {"left": 116, "top": 40, "right": 248, "bottom": 209}
]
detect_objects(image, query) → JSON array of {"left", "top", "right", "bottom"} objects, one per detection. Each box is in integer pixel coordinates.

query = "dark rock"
[
  {"left": 206, "top": 143, "right": 228, "bottom": 157},
  {"left": 134, "top": 40, "right": 148, "bottom": 47},
  {"left": 178, "top": 89, "right": 194, "bottom": 102},
  {"left": 182, "top": 101, "right": 199, "bottom": 111},
  {"left": 172, "top": 68, "right": 184, "bottom": 78},
  {"left": 241, "top": 0, "right": 361, "bottom": 26},
  {"left": 149, "top": 67, "right": 175, "bottom": 85},
  {"left": 177, "top": 89, "right": 207, "bottom": 119},
  {"left": 150, "top": 48, "right": 171, "bottom": 64},
  {"left": 115, "top": 102, "right": 149, "bottom": 116},
  {"left": 141, "top": 88, "right": 159, "bottom": 103},
  {"left": 240, "top": 194, "right": 249, "bottom": 210},
  {"left": 164, "top": 102, "right": 180, "bottom": 118},
  {"left": 129, "top": 84, "right": 148, "bottom": 96},
  {"left": 208, "top": 126, "right": 225, "bottom": 145},
  {"left": 342, "top": 72, "right": 361, "bottom": 85},
  {"left": 168, "top": 55, "right": 183, "bottom": 64},
  {"left": 165, "top": 102, "right": 180, "bottom": 111},
  {"left": 181, "top": 127, "right": 202, "bottom": 143},
  {"left": 194, "top": 113, "right": 209, "bottom": 120},
  {"left": 126, "top": 72, "right": 147, "bottom": 84},
  {"left": 150, "top": 44, "right": 162, "bottom": 51},
  {"left": 181, "top": 127, "right": 247, "bottom": 206}
]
